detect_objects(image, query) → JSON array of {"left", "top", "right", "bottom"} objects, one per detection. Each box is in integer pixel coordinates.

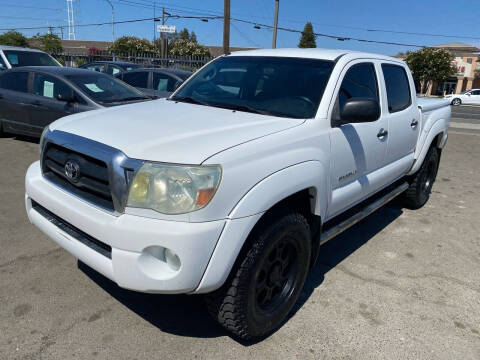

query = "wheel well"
[{"left": 258, "top": 188, "right": 321, "bottom": 268}]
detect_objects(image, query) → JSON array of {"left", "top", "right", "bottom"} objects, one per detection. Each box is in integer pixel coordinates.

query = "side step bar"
[{"left": 320, "top": 182, "right": 409, "bottom": 244}]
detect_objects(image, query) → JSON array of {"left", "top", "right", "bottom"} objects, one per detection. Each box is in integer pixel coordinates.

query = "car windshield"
[
  {"left": 171, "top": 56, "right": 334, "bottom": 119},
  {"left": 4, "top": 50, "right": 59, "bottom": 67},
  {"left": 65, "top": 73, "right": 148, "bottom": 104}
]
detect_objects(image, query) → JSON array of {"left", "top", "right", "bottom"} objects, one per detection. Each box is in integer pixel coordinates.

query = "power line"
[{"left": 114, "top": 1, "right": 480, "bottom": 42}]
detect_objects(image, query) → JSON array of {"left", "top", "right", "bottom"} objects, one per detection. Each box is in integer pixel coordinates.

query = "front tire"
[
  {"left": 401, "top": 146, "right": 440, "bottom": 209},
  {"left": 205, "top": 210, "right": 311, "bottom": 340},
  {"left": 451, "top": 98, "right": 461, "bottom": 106}
]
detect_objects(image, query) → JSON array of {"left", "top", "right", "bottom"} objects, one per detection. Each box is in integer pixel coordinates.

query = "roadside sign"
[{"left": 157, "top": 25, "right": 176, "bottom": 34}]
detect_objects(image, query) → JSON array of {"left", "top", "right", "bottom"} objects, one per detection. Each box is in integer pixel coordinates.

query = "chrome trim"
[{"left": 41, "top": 130, "right": 144, "bottom": 216}]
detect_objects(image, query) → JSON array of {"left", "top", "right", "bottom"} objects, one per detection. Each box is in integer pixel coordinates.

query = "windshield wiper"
[
  {"left": 170, "top": 96, "right": 209, "bottom": 106},
  {"left": 118, "top": 96, "right": 148, "bottom": 102},
  {"left": 209, "top": 103, "right": 272, "bottom": 115}
]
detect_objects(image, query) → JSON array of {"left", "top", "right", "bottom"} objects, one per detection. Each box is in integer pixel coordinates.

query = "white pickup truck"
[{"left": 25, "top": 48, "right": 450, "bottom": 339}]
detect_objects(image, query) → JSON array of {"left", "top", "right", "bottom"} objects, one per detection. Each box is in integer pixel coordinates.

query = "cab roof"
[{"left": 228, "top": 48, "right": 402, "bottom": 63}]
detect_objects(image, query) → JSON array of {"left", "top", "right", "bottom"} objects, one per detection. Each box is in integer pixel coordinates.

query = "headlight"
[
  {"left": 127, "top": 162, "right": 222, "bottom": 214},
  {"left": 39, "top": 126, "right": 49, "bottom": 155}
]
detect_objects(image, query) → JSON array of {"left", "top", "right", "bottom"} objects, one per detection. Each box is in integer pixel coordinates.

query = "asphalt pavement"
[{"left": 1, "top": 110, "right": 479, "bottom": 359}]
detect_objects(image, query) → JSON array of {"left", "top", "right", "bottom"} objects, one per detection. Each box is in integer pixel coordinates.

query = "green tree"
[
  {"left": 32, "top": 33, "right": 63, "bottom": 53},
  {"left": 166, "top": 28, "right": 210, "bottom": 57},
  {"left": 405, "top": 47, "right": 457, "bottom": 94},
  {"left": 109, "top": 36, "right": 155, "bottom": 55},
  {"left": 298, "top": 22, "right": 316, "bottom": 48},
  {"left": 0, "top": 30, "right": 29, "bottom": 47}
]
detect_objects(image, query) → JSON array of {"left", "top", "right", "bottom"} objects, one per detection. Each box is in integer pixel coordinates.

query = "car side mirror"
[
  {"left": 56, "top": 92, "right": 75, "bottom": 103},
  {"left": 336, "top": 98, "right": 380, "bottom": 126},
  {"left": 0, "top": 64, "right": 5, "bottom": 70}
]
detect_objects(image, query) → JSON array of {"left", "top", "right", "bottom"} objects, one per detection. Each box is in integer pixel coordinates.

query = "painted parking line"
[
  {"left": 449, "top": 122, "right": 480, "bottom": 130},
  {"left": 449, "top": 131, "right": 480, "bottom": 137}
]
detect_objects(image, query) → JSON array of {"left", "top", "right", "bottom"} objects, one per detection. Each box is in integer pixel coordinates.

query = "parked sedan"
[
  {"left": 0, "top": 66, "right": 150, "bottom": 138},
  {"left": 115, "top": 68, "right": 192, "bottom": 98},
  {"left": 79, "top": 61, "right": 141, "bottom": 76},
  {"left": 445, "top": 89, "right": 480, "bottom": 105}
]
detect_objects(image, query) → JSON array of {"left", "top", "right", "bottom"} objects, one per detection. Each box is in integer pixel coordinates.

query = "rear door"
[
  {"left": 121, "top": 70, "right": 151, "bottom": 95},
  {"left": 0, "top": 71, "right": 32, "bottom": 135},
  {"left": 381, "top": 63, "right": 419, "bottom": 181}
]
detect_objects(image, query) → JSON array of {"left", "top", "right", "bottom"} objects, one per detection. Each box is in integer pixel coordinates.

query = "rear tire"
[
  {"left": 451, "top": 98, "right": 461, "bottom": 106},
  {"left": 205, "top": 210, "right": 311, "bottom": 340},
  {"left": 401, "top": 146, "right": 440, "bottom": 209}
]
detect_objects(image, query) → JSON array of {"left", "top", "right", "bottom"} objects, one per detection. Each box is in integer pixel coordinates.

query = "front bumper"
[{"left": 25, "top": 161, "right": 225, "bottom": 294}]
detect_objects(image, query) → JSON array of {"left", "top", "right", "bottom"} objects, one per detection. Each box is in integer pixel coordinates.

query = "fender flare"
[
  {"left": 408, "top": 119, "right": 448, "bottom": 175},
  {"left": 228, "top": 160, "right": 328, "bottom": 220},
  {"left": 195, "top": 161, "right": 328, "bottom": 293}
]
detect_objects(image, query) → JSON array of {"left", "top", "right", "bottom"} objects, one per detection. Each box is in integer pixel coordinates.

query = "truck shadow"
[
  {"left": 292, "top": 203, "right": 403, "bottom": 314},
  {"left": 78, "top": 203, "right": 403, "bottom": 343}
]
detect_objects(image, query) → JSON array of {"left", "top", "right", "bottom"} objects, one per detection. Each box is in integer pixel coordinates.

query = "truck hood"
[{"left": 49, "top": 98, "right": 304, "bottom": 164}]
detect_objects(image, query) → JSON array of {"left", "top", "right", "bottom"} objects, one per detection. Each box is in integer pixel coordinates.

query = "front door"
[
  {"left": 327, "top": 61, "right": 388, "bottom": 218},
  {"left": 26, "top": 73, "right": 77, "bottom": 135}
]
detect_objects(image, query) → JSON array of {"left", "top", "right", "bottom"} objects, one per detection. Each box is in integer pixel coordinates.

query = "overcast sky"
[{"left": 1, "top": 0, "right": 479, "bottom": 55}]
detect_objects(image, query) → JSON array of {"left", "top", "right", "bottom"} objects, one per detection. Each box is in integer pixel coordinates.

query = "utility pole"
[
  {"left": 153, "top": 2, "right": 156, "bottom": 43},
  {"left": 272, "top": 0, "right": 279, "bottom": 48},
  {"left": 161, "top": 7, "right": 166, "bottom": 58},
  {"left": 66, "top": 0, "right": 76, "bottom": 40},
  {"left": 223, "top": 0, "right": 230, "bottom": 54},
  {"left": 104, "top": 0, "right": 115, "bottom": 43}
]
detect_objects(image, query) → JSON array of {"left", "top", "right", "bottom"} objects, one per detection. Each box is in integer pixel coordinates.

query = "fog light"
[{"left": 164, "top": 248, "right": 181, "bottom": 271}]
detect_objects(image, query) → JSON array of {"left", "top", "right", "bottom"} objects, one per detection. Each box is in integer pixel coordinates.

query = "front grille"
[
  {"left": 31, "top": 200, "right": 112, "bottom": 258},
  {"left": 42, "top": 144, "right": 114, "bottom": 211}
]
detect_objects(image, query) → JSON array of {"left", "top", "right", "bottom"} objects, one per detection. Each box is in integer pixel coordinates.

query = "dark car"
[
  {"left": 115, "top": 68, "right": 192, "bottom": 98},
  {"left": 79, "top": 61, "right": 141, "bottom": 76},
  {"left": 0, "top": 66, "right": 150, "bottom": 138}
]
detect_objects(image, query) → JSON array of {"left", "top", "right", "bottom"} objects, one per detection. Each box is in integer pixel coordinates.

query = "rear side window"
[
  {"left": 122, "top": 71, "right": 149, "bottom": 88},
  {"left": 382, "top": 64, "right": 411, "bottom": 112},
  {"left": 0, "top": 72, "right": 29, "bottom": 92},
  {"left": 338, "top": 63, "right": 378, "bottom": 112}
]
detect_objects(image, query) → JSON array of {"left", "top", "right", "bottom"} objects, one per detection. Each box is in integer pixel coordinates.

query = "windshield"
[
  {"left": 65, "top": 73, "right": 148, "bottom": 104},
  {"left": 4, "top": 50, "right": 59, "bottom": 67},
  {"left": 172, "top": 56, "right": 334, "bottom": 118}
]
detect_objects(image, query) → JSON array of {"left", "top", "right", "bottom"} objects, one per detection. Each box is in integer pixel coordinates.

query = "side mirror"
[
  {"left": 337, "top": 98, "right": 380, "bottom": 125},
  {"left": 0, "top": 64, "right": 5, "bottom": 70},
  {"left": 56, "top": 92, "right": 75, "bottom": 103}
]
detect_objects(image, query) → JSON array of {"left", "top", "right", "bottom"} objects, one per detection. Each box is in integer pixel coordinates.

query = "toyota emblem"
[{"left": 64, "top": 160, "right": 80, "bottom": 182}]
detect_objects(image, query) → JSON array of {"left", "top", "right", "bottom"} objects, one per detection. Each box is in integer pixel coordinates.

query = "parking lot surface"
[{"left": 1, "top": 114, "right": 479, "bottom": 359}]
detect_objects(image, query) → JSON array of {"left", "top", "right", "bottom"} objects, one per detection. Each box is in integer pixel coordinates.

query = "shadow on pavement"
[{"left": 78, "top": 203, "right": 403, "bottom": 343}]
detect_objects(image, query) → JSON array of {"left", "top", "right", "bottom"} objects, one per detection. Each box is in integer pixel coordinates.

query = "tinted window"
[
  {"left": 153, "top": 72, "right": 177, "bottom": 92},
  {"left": 173, "top": 56, "right": 334, "bottom": 119},
  {"left": 122, "top": 71, "right": 149, "bottom": 88},
  {"left": 65, "top": 73, "right": 147, "bottom": 104},
  {"left": 471, "top": 90, "right": 480, "bottom": 95},
  {"left": 108, "top": 65, "right": 122, "bottom": 75},
  {"left": 338, "top": 63, "right": 378, "bottom": 112},
  {"left": 0, "top": 72, "right": 29, "bottom": 92},
  {"left": 3, "top": 50, "right": 58, "bottom": 67},
  {"left": 84, "top": 64, "right": 107, "bottom": 73},
  {"left": 382, "top": 64, "right": 411, "bottom": 113},
  {"left": 33, "top": 73, "right": 72, "bottom": 99}
]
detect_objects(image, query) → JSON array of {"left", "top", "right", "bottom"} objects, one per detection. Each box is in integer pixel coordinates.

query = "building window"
[{"left": 467, "top": 58, "right": 473, "bottom": 64}]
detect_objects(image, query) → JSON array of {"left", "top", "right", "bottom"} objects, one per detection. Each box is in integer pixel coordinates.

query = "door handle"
[
  {"left": 377, "top": 128, "right": 388, "bottom": 139},
  {"left": 411, "top": 119, "right": 419, "bottom": 128}
]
